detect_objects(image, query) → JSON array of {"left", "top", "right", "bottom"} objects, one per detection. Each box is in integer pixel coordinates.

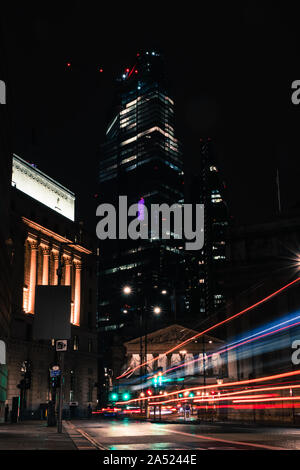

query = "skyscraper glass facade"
[{"left": 98, "top": 51, "right": 185, "bottom": 335}]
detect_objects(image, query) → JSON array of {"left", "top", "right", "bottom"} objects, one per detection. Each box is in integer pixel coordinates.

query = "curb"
[{"left": 63, "top": 420, "right": 106, "bottom": 450}]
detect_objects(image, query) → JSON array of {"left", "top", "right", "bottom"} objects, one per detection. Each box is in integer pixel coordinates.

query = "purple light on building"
[{"left": 138, "top": 198, "right": 145, "bottom": 221}]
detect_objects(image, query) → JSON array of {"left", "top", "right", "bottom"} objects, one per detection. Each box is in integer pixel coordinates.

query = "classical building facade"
[
  {"left": 112, "top": 324, "right": 235, "bottom": 399},
  {"left": 125, "top": 325, "right": 227, "bottom": 377},
  {"left": 7, "top": 154, "right": 98, "bottom": 418}
]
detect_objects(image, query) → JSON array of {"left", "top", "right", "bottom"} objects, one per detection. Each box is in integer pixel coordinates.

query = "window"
[{"left": 88, "top": 339, "right": 93, "bottom": 353}]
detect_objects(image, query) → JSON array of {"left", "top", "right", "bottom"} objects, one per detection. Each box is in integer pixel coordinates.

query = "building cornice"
[{"left": 22, "top": 217, "right": 92, "bottom": 255}]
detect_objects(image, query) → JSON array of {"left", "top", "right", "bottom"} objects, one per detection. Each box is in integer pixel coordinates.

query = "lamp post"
[{"left": 123, "top": 285, "right": 162, "bottom": 414}]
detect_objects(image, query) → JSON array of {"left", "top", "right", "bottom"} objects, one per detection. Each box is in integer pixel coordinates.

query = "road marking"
[
  {"left": 63, "top": 421, "right": 107, "bottom": 450},
  {"left": 74, "top": 427, "right": 107, "bottom": 450},
  {"left": 166, "top": 429, "right": 287, "bottom": 450}
]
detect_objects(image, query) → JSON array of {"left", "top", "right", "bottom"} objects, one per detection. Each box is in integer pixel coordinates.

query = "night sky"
[{"left": 2, "top": 2, "right": 300, "bottom": 229}]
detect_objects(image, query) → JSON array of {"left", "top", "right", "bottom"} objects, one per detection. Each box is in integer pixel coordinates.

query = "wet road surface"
[{"left": 68, "top": 418, "right": 300, "bottom": 450}]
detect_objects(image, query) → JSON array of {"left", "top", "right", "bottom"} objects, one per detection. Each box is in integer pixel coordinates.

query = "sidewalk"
[{"left": 0, "top": 420, "right": 77, "bottom": 450}]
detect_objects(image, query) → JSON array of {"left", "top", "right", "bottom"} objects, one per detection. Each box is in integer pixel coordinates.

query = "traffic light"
[
  {"left": 122, "top": 392, "right": 130, "bottom": 401},
  {"left": 158, "top": 372, "right": 163, "bottom": 387},
  {"left": 17, "top": 373, "right": 31, "bottom": 390},
  {"left": 50, "top": 375, "right": 61, "bottom": 389},
  {"left": 18, "top": 360, "right": 32, "bottom": 390},
  {"left": 24, "top": 372, "right": 31, "bottom": 389},
  {"left": 152, "top": 372, "right": 164, "bottom": 389},
  {"left": 110, "top": 392, "right": 119, "bottom": 402},
  {"left": 17, "top": 379, "right": 25, "bottom": 390}
]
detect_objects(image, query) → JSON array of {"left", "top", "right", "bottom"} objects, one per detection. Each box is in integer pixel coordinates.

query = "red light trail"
[
  {"left": 159, "top": 317, "right": 300, "bottom": 378},
  {"left": 116, "top": 369, "right": 300, "bottom": 405},
  {"left": 117, "top": 277, "right": 300, "bottom": 379}
]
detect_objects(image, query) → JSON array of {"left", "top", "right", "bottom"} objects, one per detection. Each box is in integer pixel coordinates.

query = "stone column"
[
  {"left": 73, "top": 261, "right": 82, "bottom": 325},
  {"left": 64, "top": 257, "right": 72, "bottom": 286},
  {"left": 28, "top": 241, "right": 38, "bottom": 314},
  {"left": 53, "top": 251, "right": 59, "bottom": 285},
  {"left": 42, "top": 247, "right": 50, "bottom": 285}
]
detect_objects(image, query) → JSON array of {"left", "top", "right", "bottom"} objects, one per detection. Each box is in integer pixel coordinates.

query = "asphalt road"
[{"left": 68, "top": 418, "right": 300, "bottom": 450}]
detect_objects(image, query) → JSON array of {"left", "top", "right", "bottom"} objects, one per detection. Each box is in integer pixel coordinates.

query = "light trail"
[
  {"left": 195, "top": 403, "right": 300, "bottom": 410},
  {"left": 117, "top": 277, "right": 300, "bottom": 379},
  {"left": 149, "top": 394, "right": 277, "bottom": 406},
  {"left": 159, "top": 316, "right": 300, "bottom": 378},
  {"left": 233, "top": 396, "right": 300, "bottom": 403},
  {"left": 115, "top": 369, "right": 300, "bottom": 405},
  {"left": 150, "top": 384, "right": 300, "bottom": 406}
]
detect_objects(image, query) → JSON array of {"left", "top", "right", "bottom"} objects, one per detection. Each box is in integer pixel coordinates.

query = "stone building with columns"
[
  {"left": 114, "top": 324, "right": 237, "bottom": 396},
  {"left": 7, "top": 154, "right": 98, "bottom": 417}
]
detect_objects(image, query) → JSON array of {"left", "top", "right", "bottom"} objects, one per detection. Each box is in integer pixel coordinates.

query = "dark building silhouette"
[
  {"left": 187, "top": 139, "right": 229, "bottom": 322},
  {"left": 0, "top": 42, "right": 12, "bottom": 422}
]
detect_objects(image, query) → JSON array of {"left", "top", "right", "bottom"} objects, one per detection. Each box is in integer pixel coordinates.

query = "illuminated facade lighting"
[{"left": 12, "top": 154, "right": 75, "bottom": 221}]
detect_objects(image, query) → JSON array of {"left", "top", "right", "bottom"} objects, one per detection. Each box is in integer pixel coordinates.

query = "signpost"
[
  {"left": 33, "top": 245, "right": 72, "bottom": 433},
  {"left": 56, "top": 340, "right": 67, "bottom": 433}
]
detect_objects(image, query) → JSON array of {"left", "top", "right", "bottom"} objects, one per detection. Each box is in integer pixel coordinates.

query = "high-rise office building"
[
  {"left": 188, "top": 138, "right": 229, "bottom": 321},
  {"left": 98, "top": 51, "right": 185, "bottom": 341}
]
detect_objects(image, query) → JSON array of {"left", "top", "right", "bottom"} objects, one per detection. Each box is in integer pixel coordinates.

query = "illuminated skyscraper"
[{"left": 98, "top": 50, "right": 185, "bottom": 335}]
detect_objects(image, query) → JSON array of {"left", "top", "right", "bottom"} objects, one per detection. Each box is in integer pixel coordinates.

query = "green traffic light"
[
  {"left": 111, "top": 393, "right": 118, "bottom": 401},
  {"left": 122, "top": 393, "right": 130, "bottom": 400}
]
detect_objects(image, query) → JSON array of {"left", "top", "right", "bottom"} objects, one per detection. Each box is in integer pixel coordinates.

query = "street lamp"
[
  {"left": 123, "top": 286, "right": 131, "bottom": 294},
  {"left": 153, "top": 306, "right": 161, "bottom": 315}
]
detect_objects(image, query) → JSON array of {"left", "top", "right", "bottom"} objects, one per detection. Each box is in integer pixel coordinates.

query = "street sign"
[
  {"left": 50, "top": 369, "right": 61, "bottom": 377},
  {"left": 56, "top": 340, "right": 67, "bottom": 351}
]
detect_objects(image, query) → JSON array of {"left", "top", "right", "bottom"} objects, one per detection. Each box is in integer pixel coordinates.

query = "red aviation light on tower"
[
  {"left": 67, "top": 62, "right": 71, "bottom": 68},
  {"left": 99, "top": 68, "right": 104, "bottom": 73}
]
